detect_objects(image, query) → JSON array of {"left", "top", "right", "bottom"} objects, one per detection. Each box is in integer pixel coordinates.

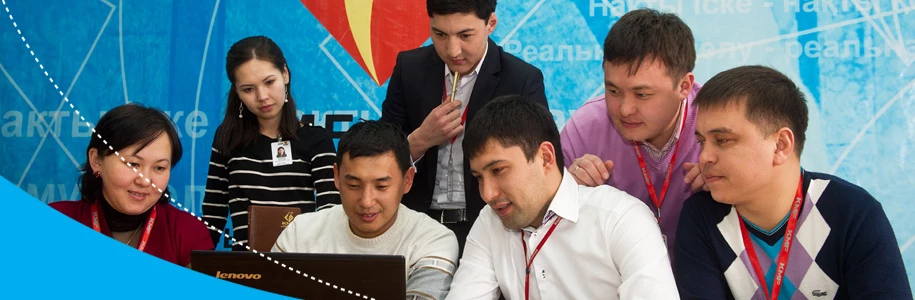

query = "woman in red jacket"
[{"left": 50, "top": 103, "right": 213, "bottom": 266}]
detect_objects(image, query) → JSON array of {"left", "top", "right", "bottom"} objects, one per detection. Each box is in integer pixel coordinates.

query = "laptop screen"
[{"left": 191, "top": 251, "right": 406, "bottom": 299}]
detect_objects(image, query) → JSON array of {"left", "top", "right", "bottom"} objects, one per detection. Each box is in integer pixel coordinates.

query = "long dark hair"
[
  {"left": 214, "top": 36, "right": 299, "bottom": 155},
  {"left": 79, "top": 104, "right": 183, "bottom": 203}
]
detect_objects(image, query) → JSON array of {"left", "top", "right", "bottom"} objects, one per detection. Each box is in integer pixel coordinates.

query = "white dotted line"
[{"left": 2, "top": 2, "right": 373, "bottom": 299}]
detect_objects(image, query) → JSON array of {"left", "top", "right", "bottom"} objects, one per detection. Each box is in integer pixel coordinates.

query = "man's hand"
[
  {"left": 408, "top": 100, "right": 464, "bottom": 158},
  {"left": 569, "top": 154, "right": 614, "bottom": 187},
  {"left": 683, "top": 162, "right": 708, "bottom": 192}
]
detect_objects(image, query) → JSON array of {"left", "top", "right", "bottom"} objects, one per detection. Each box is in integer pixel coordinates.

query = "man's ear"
[
  {"left": 333, "top": 163, "right": 341, "bottom": 190},
  {"left": 772, "top": 127, "right": 796, "bottom": 166},
  {"left": 538, "top": 141, "right": 557, "bottom": 174},
  {"left": 677, "top": 72, "right": 695, "bottom": 101},
  {"left": 403, "top": 167, "right": 415, "bottom": 194},
  {"left": 486, "top": 13, "right": 498, "bottom": 34}
]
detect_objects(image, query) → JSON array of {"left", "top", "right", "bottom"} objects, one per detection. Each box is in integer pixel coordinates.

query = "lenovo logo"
[{"left": 216, "top": 271, "right": 262, "bottom": 280}]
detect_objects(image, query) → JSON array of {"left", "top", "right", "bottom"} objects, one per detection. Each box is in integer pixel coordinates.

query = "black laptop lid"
[{"left": 191, "top": 251, "right": 406, "bottom": 300}]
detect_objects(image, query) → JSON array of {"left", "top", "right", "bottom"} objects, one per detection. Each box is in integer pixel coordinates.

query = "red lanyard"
[
  {"left": 91, "top": 202, "right": 157, "bottom": 252},
  {"left": 737, "top": 176, "right": 804, "bottom": 300},
  {"left": 520, "top": 216, "right": 562, "bottom": 300},
  {"left": 442, "top": 78, "right": 469, "bottom": 144},
  {"left": 633, "top": 102, "right": 689, "bottom": 222}
]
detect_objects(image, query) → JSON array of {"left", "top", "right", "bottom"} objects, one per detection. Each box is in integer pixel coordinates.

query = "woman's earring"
[
  {"left": 238, "top": 103, "right": 244, "bottom": 119},
  {"left": 94, "top": 171, "right": 101, "bottom": 178},
  {"left": 284, "top": 86, "right": 289, "bottom": 103}
]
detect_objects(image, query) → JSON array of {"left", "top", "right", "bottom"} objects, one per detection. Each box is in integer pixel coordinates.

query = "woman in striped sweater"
[{"left": 202, "top": 36, "right": 339, "bottom": 250}]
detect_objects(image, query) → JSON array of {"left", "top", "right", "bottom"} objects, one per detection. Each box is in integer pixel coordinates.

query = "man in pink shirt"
[{"left": 560, "top": 8, "right": 704, "bottom": 257}]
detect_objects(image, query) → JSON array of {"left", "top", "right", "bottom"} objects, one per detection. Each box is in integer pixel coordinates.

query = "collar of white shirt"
[
  {"left": 640, "top": 99, "right": 687, "bottom": 161},
  {"left": 527, "top": 172, "right": 581, "bottom": 230}
]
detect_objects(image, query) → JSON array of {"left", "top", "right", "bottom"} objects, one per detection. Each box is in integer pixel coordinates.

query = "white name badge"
[{"left": 271, "top": 141, "right": 292, "bottom": 167}]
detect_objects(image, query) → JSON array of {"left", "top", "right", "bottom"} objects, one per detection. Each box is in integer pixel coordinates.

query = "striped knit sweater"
[{"left": 202, "top": 125, "right": 340, "bottom": 250}]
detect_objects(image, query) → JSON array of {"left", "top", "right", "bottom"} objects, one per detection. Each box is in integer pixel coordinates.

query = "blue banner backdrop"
[{"left": 1, "top": 0, "right": 914, "bottom": 291}]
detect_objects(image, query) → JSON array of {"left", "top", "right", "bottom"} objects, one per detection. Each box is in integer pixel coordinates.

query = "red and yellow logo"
[{"left": 301, "top": 0, "right": 430, "bottom": 86}]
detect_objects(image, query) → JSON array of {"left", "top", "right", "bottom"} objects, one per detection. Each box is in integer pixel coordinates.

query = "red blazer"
[{"left": 50, "top": 200, "right": 214, "bottom": 266}]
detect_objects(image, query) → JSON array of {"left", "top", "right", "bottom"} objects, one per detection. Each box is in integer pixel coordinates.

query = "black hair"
[
  {"left": 337, "top": 120, "right": 412, "bottom": 174},
  {"left": 603, "top": 8, "right": 695, "bottom": 82},
  {"left": 79, "top": 103, "right": 182, "bottom": 203},
  {"left": 214, "top": 36, "right": 299, "bottom": 155},
  {"left": 694, "top": 65, "right": 809, "bottom": 156},
  {"left": 426, "top": 0, "right": 496, "bottom": 21},
  {"left": 463, "top": 95, "right": 564, "bottom": 169}
]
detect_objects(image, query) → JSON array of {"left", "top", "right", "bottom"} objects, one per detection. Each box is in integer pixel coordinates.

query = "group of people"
[{"left": 48, "top": 0, "right": 911, "bottom": 299}]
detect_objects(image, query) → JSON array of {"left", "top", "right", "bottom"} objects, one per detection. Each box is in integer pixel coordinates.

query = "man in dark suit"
[{"left": 381, "top": 0, "right": 548, "bottom": 253}]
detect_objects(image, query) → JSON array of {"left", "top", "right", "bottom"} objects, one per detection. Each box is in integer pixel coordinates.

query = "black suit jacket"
[{"left": 380, "top": 38, "right": 549, "bottom": 223}]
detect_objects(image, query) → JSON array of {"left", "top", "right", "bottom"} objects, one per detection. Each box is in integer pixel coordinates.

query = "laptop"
[{"left": 191, "top": 251, "right": 406, "bottom": 299}]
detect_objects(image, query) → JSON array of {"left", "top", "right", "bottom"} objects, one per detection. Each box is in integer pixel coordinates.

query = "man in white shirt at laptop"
[
  {"left": 446, "top": 95, "right": 678, "bottom": 300},
  {"left": 273, "top": 120, "right": 459, "bottom": 300}
]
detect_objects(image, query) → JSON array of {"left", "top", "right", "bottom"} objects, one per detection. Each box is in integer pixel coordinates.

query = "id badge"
[{"left": 272, "top": 141, "right": 292, "bottom": 167}]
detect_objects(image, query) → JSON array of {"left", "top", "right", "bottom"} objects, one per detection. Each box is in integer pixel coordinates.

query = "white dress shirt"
[
  {"left": 430, "top": 44, "right": 489, "bottom": 210},
  {"left": 446, "top": 171, "right": 679, "bottom": 300}
]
